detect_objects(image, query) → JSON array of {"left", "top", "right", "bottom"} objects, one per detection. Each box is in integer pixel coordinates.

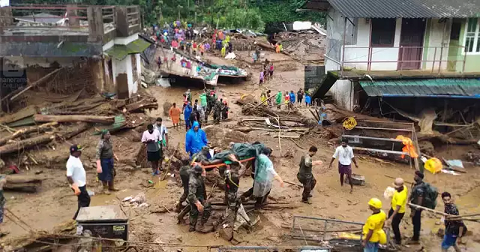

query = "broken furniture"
[{"left": 341, "top": 120, "right": 420, "bottom": 170}]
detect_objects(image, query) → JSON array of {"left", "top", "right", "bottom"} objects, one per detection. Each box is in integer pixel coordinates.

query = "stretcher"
[{"left": 193, "top": 157, "right": 256, "bottom": 170}]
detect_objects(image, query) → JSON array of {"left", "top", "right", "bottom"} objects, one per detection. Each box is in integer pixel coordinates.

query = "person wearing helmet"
[
  {"left": 362, "top": 198, "right": 387, "bottom": 252},
  {"left": 188, "top": 164, "right": 211, "bottom": 232}
]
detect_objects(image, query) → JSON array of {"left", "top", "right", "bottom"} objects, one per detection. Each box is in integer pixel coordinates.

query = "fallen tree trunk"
[
  {"left": 3, "top": 183, "right": 39, "bottom": 193},
  {"left": 0, "top": 122, "right": 58, "bottom": 146},
  {"left": 61, "top": 123, "right": 91, "bottom": 140},
  {"left": 0, "top": 134, "right": 55, "bottom": 155},
  {"left": 34, "top": 114, "right": 115, "bottom": 124},
  {"left": 125, "top": 101, "right": 159, "bottom": 113},
  {"left": 5, "top": 175, "right": 43, "bottom": 193}
]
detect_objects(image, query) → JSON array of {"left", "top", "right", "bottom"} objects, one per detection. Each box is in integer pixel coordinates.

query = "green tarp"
[{"left": 105, "top": 39, "right": 152, "bottom": 61}]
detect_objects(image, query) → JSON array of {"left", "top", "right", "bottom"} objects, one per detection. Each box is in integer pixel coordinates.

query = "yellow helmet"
[{"left": 368, "top": 198, "right": 383, "bottom": 209}]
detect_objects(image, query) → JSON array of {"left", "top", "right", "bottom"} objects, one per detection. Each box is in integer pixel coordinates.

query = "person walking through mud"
[
  {"left": 67, "top": 144, "right": 90, "bottom": 220},
  {"left": 328, "top": 140, "right": 358, "bottom": 193},
  {"left": 169, "top": 103, "right": 181, "bottom": 130},
  {"left": 96, "top": 130, "right": 119, "bottom": 194},
  {"left": 188, "top": 164, "right": 211, "bottom": 232},
  {"left": 386, "top": 178, "right": 407, "bottom": 246},
  {"left": 141, "top": 124, "right": 162, "bottom": 175},
  {"left": 297, "top": 146, "right": 322, "bottom": 204}
]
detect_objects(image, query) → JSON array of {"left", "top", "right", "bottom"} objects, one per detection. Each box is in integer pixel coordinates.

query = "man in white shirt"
[
  {"left": 328, "top": 140, "right": 359, "bottom": 193},
  {"left": 66, "top": 144, "right": 90, "bottom": 219},
  {"left": 142, "top": 124, "right": 162, "bottom": 175}
]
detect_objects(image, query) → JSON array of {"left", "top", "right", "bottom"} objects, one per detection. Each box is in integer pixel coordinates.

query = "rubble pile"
[
  {"left": 276, "top": 31, "right": 326, "bottom": 62},
  {"left": 0, "top": 91, "right": 158, "bottom": 185}
]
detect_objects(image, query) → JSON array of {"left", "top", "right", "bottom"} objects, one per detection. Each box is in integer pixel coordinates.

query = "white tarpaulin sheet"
[
  {"left": 0, "top": 0, "right": 10, "bottom": 7},
  {"left": 293, "top": 21, "right": 312, "bottom": 31}
]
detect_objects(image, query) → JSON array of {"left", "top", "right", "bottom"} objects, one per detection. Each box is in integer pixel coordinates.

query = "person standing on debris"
[
  {"left": 169, "top": 103, "right": 182, "bottom": 130},
  {"left": 362, "top": 198, "right": 387, "bottom": 252},
  {"left": 260, "top": 91, "right": 267, "bottom": 105},
  {"left": 297, "top": 146, "right": 323, "bottom": 204},
  {"left": 221, "top": 45, "right": 226, "bottom": 58},
  {"left": 284, "top": 91, "right": 290, "bottom": 109},
  {"left": 221, "top": 100, "right": 229, "bottom": 120},
  {"left": 276, "top": 91, "right": 283, "bottom": 109},
  {"left": 96, "top": 130, "right": 119, "bottom": 195},
  {"left": 289, "top": 91, "right": 296, "bottom": 104},
  {"left": 441, "top": 192, "right": 466, "bottom": 252},
  {"left": 297, "top": 88, "right": 304, "bottom": 105},
  {"left": 67, "top": 144, "right": 90, "bottom": 220},
  {"left": 213, "top": 98, "right": 222, "bottom": 124},
  {"left": 184, "top": 102, "right": 193, "bottom": 131},
  {"left": 176, "top": 157, "right": 194, "bottom": 213},
  {"left": 155, "top": 117, "right": 169, "bottom": 148},
  {"left": 188, "top": 164, "right": 211, "bottom": 232},
  {"left": 408, "top": 171, "right": 425, "bottom": 244},
  {"left": 259, "top": 70, "right": 264, "bottom": 85},
  {"left": 142, "top": 124, "right": 162, "bottom": 175},
  {"left": 305, "top": 92, "right": 311, "bottom": 107},
  {"left": 328, "top": 140, "right": 358, "bottom": 193},
  {"left": 185, "top": 89, "right": 192, "bottom": 103},
  {"left": 185, "top": 121, "right": 208, "bottom": 158},
  {"left": 269, "top": 63, "right": 274, "bottom": 79},
  {"left": 189, "top": 107, "right": 202, "bottom": 129},
  {"left": 386, "top": 178, "right": 407, "bottom": 246},
  {"left": 253, "top": 147, "right": 284, "bottom": 209}
]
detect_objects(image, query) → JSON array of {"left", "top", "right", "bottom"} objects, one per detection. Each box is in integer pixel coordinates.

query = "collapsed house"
[
  {"left": 0, "top": 4, "right": 151, "bottom": 113},
  {"left": 302, "top": 0, "right": 480, "bottom": 139}
]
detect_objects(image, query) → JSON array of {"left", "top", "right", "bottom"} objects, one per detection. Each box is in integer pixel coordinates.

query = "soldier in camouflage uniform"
[
  {"left": 188, "top": 165, "right": 212, "bottom": 232},
  {"left": 213, "top": 98, "right": 223, "bottom": 124}
]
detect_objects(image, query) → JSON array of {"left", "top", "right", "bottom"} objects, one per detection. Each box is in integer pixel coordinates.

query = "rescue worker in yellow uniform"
[{"left": 362, "top": 198, "right": 387, "bottom": 252}]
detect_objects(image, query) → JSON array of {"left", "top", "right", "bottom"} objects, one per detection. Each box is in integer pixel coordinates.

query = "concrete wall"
[
  {"left": 342, "top": 18, "right": 402, "bottom": 71},
  {"left": 329, "top": 79, "right": 354, "bottom": 111}
]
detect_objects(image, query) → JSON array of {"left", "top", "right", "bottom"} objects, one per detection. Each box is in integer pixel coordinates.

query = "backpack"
[{"left": 422, "top": 182, "right": 438, "bottom": 209}]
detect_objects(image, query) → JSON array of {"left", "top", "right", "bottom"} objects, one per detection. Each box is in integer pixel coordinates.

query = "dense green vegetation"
[{"left": 17, "top": 0, "right": 325, "bottom": 32}]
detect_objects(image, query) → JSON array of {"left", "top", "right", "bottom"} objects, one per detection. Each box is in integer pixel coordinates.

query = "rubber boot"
[
  {"left": 102, "top": 182, "right": 110, "bottom": 195},
  {"left": 108, "top": 181, "right": 119, "bottom": 192}
]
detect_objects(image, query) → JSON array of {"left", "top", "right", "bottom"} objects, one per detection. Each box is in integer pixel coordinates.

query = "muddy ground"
[{"left": 1, "top": 51, "right": 480, "bottom": 252}]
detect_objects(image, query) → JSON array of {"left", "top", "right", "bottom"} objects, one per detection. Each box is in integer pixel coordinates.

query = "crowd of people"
[
  {"left": 55, "top": 84, "right": 467, "bottom": 252},
  {"left": 260, "top": 88, "right": 312, "bottom": 109}
]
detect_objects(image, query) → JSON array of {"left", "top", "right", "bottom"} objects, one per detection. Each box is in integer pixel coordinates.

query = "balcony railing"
[{"left": 334, "top": 45, "right": 468, "bottom": 76}]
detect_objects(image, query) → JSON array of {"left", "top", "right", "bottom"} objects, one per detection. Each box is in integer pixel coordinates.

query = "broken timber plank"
[
  {"left": 34, "top": 114, "right": 115, "bottom": 124},
  {"left": 0, "top": 105, "right": 39, "bottom": 125},
  {"left": 61, "top": 123, "right": 92, "bottom": 140},
  {"left": 0, "top": 122, "right": 58, "bottom": 146},
  {"left": 0, "top": 134, "right": 55, "bottom": 155}
]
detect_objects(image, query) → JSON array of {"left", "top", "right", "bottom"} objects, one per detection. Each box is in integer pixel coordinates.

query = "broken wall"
[{"left": 328, "top": 79, "right": 354, "bottom": 111}]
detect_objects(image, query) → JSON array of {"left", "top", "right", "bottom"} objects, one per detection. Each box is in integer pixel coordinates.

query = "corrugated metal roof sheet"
[
  {"left": 359, "top": 79, "right": 480, "bottom": 97},
  {"left": 305, "top": 0, "right": 480, "bottom": 18}
]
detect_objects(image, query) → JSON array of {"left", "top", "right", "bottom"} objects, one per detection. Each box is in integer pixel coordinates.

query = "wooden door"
[{"left": 398, "top": 19, "right": 426, "bottom": 70}]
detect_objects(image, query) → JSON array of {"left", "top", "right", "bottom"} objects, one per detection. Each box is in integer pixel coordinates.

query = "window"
[
  {"left": 465, "top": 18, "right": 480, "bottom": 53},
  {"left": 371, "top": 18, "right": 396, "bottom": 47}
]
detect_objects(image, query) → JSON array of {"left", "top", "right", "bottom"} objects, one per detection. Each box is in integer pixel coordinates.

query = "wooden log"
[
  {"left": 125, "top": 101, "right": 159, "bottom": 113},
  {"left": 6, "top": 175, "right": 43, "bottom": 184},
  {"left": 62, "top": 123, "right": 92, "bottom": 140},
  {"left": 34, "top": 114, "right": 115, "bottom": 124},
  {"left": 0, "top": 134, "right": 55, "bottom": 155},
  {"left": 4, "top": 183, "right": 39, "bottom": 193},
  {"left": 0, "top": 122, "right": 58, "bottom": 146},
  {"left": 0, "top": 105, "right": 39, "bottom": 125}
]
